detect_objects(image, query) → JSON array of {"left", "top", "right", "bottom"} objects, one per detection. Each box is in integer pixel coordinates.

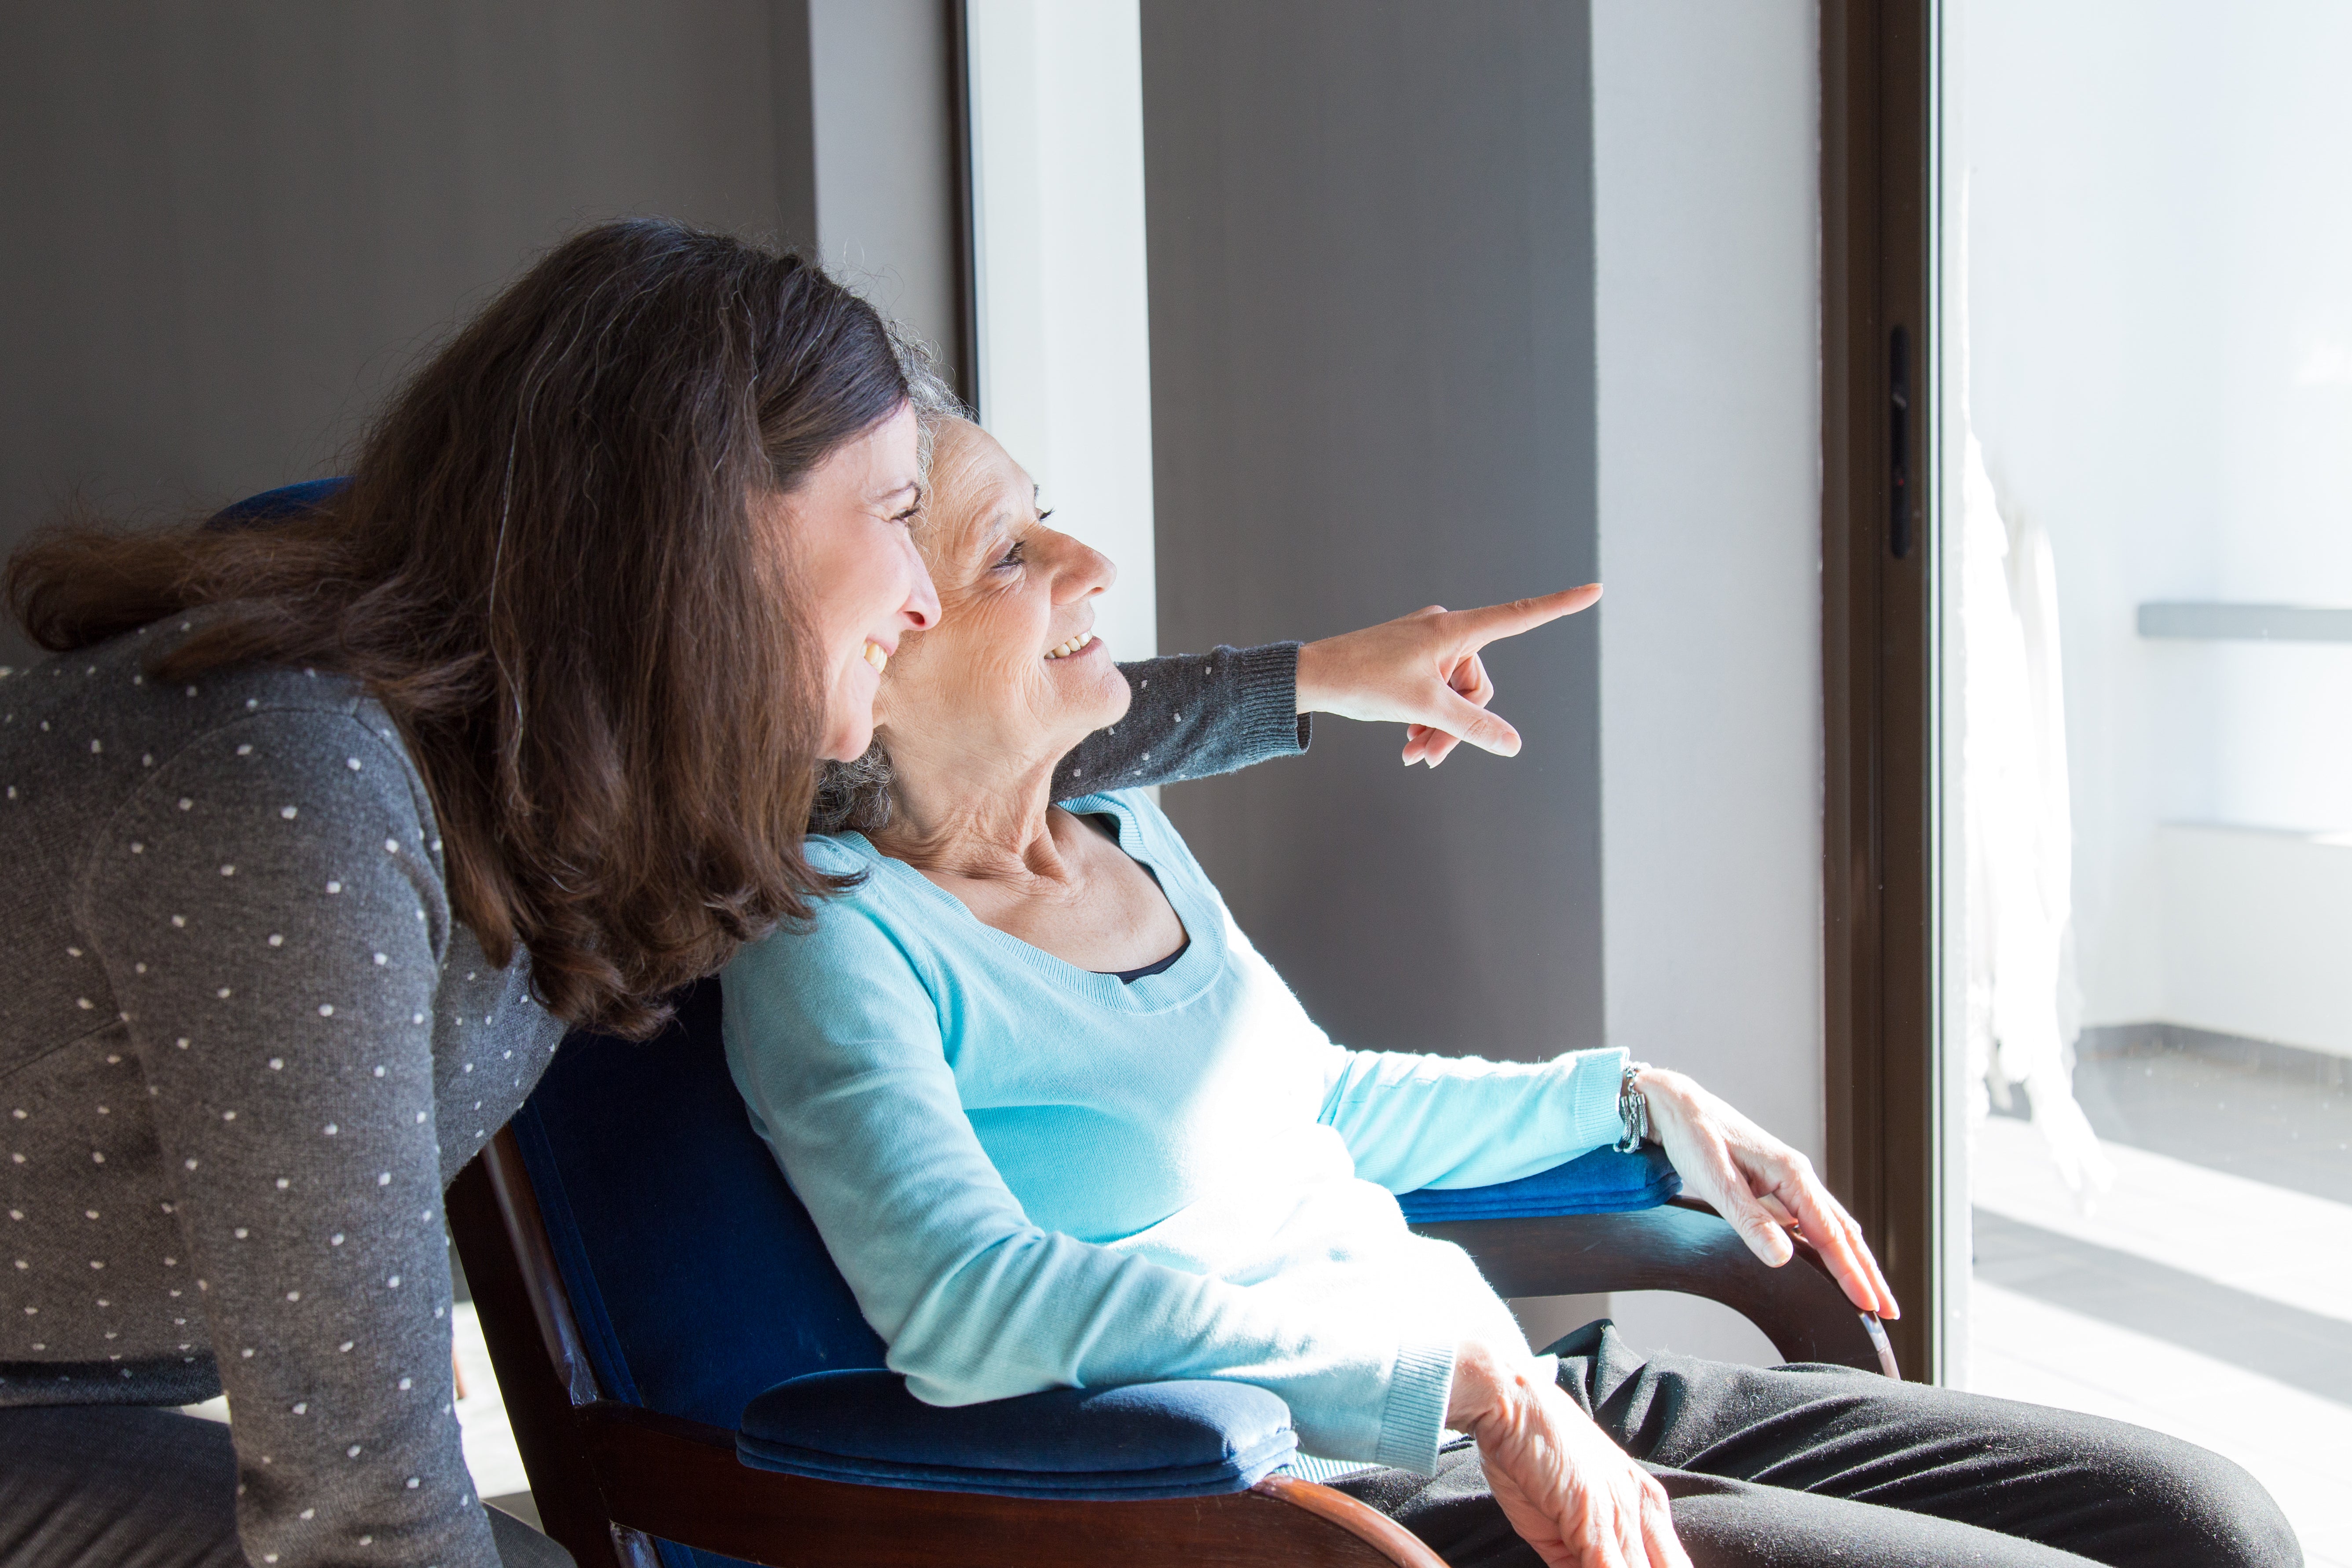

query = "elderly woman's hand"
[
  {"left": 1447, "top": 1340, "right": 1689, "bottom": 1568},
  {"left": 1295, "top": 587, "right": 1603, "bottom": 766},
  {"left": 1633, "top": 1068, "right": 1901, "bottom": 1319}
]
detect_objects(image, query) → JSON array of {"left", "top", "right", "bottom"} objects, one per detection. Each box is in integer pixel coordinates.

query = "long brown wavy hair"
[{"left": 6, "top": 219, "right": 912, "bottom": 1038}]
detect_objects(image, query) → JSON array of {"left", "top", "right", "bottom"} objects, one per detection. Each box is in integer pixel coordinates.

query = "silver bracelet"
[{"left": 1615, "top": 1060, "right": 1652, "bottom": 1153}]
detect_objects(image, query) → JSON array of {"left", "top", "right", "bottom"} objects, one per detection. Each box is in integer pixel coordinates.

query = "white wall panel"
[
  {"left": 967, "top": 0, "right": 1158, "bottom": 661},
  {"left": 1590, "top": 0, "right": 1823, "bottom": 1365}
]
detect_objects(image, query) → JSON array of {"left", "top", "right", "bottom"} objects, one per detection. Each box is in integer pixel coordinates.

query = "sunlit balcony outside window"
[{"left": 1943, "top": 5, "right": 2352, "bottom": 1560}]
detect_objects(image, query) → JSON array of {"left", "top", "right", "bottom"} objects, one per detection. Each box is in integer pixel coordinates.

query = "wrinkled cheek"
[{"left": 1015, "top": 660, "right": 1064, "bottom": 717}]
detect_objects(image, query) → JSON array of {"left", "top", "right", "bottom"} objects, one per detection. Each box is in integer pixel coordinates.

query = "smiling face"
[
  {"left": 873, "top": 418, "right": 1130, "bottom": 782},
  {"left": 779, "top": 403, "right": 943, "bottom": 761}
]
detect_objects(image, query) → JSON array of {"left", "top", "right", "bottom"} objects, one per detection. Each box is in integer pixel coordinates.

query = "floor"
[
  {"left": 451, "top": 1297, "right": 540, "bottom": 1530},
  {"left": 1969, "top": 1048, "right": 2352, "bottom": 1567}
]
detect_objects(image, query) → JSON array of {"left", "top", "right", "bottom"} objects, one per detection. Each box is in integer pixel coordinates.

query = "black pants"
[
  {"left": 1336, "top": 1322, "right": 2301, "bottom": 1568},
  {"left": 0, "top": 1406, "right": 573, "bottom": 1568}
]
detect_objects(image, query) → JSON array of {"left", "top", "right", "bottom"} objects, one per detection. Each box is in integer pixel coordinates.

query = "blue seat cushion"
[
  {"left": 737, "top": 1370, "right": 1295, "bottom": 1500},
  {"left": 1395, "top": 1142, "right": 1680, "bottom": 1223}
]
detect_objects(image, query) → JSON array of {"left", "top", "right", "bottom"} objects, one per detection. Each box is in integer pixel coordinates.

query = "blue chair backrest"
[
  {"left": 207, "top": 476, "right": 352, "bottom": 529},
  {"left": 510, "top": 978, "right": 888, "bottom": 1430}
]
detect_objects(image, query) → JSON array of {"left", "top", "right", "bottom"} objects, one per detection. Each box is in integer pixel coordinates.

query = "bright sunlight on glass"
[{"left": 1944, "top": 4, "right": 2352, "bottom": 1560}]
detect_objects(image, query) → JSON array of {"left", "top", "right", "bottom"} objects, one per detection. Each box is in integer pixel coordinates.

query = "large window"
[{"left": 1938, "top": 4, "right": 2352, "bottom": 1555}]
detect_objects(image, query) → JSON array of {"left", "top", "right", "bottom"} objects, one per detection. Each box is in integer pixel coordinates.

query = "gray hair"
[
  {"left": 893, "top": 320, "right": 970, "bottom": 478},
  {"left": 808, "top": 322, "right": 962, "bottom": 837},
  {"left": 811, "top": 738, "right": 894, "bottom": 835}
]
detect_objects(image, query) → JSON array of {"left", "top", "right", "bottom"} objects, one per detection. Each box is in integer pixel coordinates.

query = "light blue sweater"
[{"left": 722, "top": 790, "right": 1625, "bottom": 1473}]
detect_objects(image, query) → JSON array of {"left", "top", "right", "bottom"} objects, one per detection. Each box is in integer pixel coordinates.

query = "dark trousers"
[
  {"left": 1336, "top": 1322, "right": 2301, "bottom": 1568},
  {"left": 0, "top": 1405, "right": 572, "bottom": 1568}
]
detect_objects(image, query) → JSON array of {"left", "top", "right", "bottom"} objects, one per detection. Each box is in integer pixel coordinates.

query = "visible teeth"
[
  {"left": 862, "top": 641, "right": 888, "bottom": 672},
  {"left": 1044, "top": 635, "right": 1089, "bottom": 661}
]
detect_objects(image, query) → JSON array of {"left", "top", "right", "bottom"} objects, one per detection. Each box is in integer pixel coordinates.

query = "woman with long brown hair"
[{"left": 0, "top": 219, "right": 1583, "bottom": 1568}]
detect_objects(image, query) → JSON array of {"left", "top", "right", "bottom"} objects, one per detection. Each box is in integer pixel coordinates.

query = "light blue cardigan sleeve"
[
  {"left": 721, "top": 888, "right": 1457, "bottom": 1473},
  {"left": 1318, "top": 1045, "right": 1628, "bottom": 1193}
]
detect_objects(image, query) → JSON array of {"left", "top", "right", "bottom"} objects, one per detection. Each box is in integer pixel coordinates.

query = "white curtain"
[{"left": 1959, "top": 432, "right": 2114, "bottom": 1197}]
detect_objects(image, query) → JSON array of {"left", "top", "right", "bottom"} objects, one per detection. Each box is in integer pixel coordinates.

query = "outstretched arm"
[
  {"left": 1055, "top": 643, "right": 1308, "bottom": 797},
  {"left": 1053, "top": 585, "right": 1603, "bottom": 795}
]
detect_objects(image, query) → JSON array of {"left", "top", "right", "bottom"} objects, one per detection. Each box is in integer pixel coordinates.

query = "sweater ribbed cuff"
[
  {"left": 1373, "top": 1340, "right": 1457, "bottom": 1476},
  {"left": 1560, "top": 1046, "right": 1632, "bottom": 1153},
  {"left": 1229, "top": 640, "right": 1311, "bottom": 758}
]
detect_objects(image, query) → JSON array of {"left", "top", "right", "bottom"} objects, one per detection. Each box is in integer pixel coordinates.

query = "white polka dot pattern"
[
  {"left": 0, "top": 633, "right": 564, "bottom": 1568},
  {"left": 1050, "top": 643, "right": 1310, "bottom": 797}
]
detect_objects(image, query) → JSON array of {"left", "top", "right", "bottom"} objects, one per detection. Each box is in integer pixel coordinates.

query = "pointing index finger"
[{"left": 1450, "top": 585, "right": 1604, "bottom": 648}]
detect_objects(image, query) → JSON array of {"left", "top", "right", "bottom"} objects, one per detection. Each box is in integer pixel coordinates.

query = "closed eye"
[{"left": 994, "top": 538, "right": 1027, "bottom": 570}]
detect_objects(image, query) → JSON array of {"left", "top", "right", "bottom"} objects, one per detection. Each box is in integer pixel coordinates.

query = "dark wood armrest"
[
  {"left": 1416, "top": 1201, "right": 1899, "bottom": 1377},
  {"left": 575, "top": 1400, "right": 1441, "bottom": 1568}
]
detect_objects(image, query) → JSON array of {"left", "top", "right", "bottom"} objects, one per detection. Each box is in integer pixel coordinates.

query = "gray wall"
[
  {"left": 0, "top": 0, "right": 962, "bottom": 661},
  {"left": 1141, "top": 0, "right": 1604, "bottom": 1062}
]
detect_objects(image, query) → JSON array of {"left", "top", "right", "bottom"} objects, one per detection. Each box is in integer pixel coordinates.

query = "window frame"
[{"left": 1820, "top": 0, "right": 1942, "bottom": 1383}]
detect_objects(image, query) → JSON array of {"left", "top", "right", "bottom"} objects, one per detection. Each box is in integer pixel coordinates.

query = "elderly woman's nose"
[{"left": 1052, "top": 535, "right": 1118, "bottom": 601}]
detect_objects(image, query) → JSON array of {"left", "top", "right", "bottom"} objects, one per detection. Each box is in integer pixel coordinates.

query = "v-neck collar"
[{"left": 832, "top": 792, "right": 1221, "bottom": 1013}]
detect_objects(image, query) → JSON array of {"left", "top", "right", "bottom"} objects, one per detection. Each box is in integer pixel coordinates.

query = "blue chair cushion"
[
  {"left": 1395, "top": 1142, "right": 1680, "bottom": 1223},
  {"left": 737, "top": 1370, "right": 1295, "bottom": 1500},
  {"left": 206, "top": 476, "right": 351, "bottom": 528}
]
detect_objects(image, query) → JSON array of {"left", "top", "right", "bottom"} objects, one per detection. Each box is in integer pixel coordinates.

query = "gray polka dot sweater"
[{"left": 0, "top": 620, "right": 1305, "bottom": 1568}]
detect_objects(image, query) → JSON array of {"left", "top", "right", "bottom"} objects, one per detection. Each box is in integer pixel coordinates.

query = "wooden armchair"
[{"left": 447, "top": 981, "right": 1893, "bottom": 1568}]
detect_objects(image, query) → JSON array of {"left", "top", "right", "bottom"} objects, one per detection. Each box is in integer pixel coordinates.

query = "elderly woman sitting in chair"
[{"left": 722, "top": 418, "right": 2294, "bottom": 1568}]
